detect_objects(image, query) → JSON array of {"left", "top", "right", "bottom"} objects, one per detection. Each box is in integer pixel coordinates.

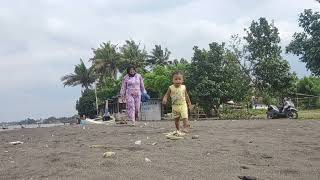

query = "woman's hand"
[{"left": 121, "top": 96, "right": 126, "bottom": 103}]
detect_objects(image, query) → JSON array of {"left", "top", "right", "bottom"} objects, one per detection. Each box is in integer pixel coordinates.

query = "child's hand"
[
  {"left": 162, "top": 98, "right": 167, "bottom": 105},
  {"left": 188, "top": 104, "right": 194, "bottom": 111}
]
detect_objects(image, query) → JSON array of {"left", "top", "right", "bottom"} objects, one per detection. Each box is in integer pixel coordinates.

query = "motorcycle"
[{"left": 266, "top": 105, "right": 298, "bottom": 119}]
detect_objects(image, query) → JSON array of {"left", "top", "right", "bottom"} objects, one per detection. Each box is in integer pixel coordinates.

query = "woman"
[{"left": 120, "top": 65, "right": 146, "bottom": 125}]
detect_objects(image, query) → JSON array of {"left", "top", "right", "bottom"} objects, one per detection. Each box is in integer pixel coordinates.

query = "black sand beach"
[{"left": 1, "top": 120, "right": 319, "bottom": 180}]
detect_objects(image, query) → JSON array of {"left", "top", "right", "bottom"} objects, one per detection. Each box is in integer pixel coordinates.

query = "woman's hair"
[
  {"left": 172, "top": 70, "right": 184, "bottom": 78},
  {"left": 126, "top": 65, "right": 136, "bottom": 74}
]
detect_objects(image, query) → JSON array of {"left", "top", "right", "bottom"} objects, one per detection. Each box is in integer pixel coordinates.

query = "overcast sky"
[{"left": 1, "top": 0, "right": 319, "bottom": 122}]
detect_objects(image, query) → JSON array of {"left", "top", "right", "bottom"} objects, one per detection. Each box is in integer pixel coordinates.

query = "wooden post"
[
  {"left": 95, "top": 83, "right": 99, "bottom": 116},
  {"left": 105, "top": 100, "right": 109, "bottom": 113},
  {"left": 117, "top": 97, "right": 120, "bottom": 114},
  {"left": 197, "top": 105, "right": 199, "bottom": 120}
]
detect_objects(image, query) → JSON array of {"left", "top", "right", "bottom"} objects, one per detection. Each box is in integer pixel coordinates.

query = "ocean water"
[{"left": 0, "top": 123, "right": 65, "bottom": 131}]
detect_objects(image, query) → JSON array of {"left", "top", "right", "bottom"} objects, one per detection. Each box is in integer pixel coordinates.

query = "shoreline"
[{"left": 0, "top": 123, "right": 65, "bottom": 132}]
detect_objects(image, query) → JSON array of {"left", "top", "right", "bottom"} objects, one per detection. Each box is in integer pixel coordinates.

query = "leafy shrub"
[{"left": 76, "top": 89, "right": 97, "bottom": 118}]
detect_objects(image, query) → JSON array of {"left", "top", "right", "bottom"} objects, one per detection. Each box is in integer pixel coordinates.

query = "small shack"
[
  {"left": 106, "top": 95, "right": 126, "bottom": 121},
  {"left": 141, "top": 99, "right": 162, "bottom": 121},
  {"left": 107, "top": 96, "right": 162, "bottom": 121},
  {"left": 252, "top": 96, "right": 268, "bottom": 109},
  {"left": 108, "top": 95, "right": 126, "bottom": 114}
]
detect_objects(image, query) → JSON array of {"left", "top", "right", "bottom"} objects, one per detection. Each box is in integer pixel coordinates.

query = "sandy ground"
[{"left": 0, "top": 119, "right": 320, "bottom": 180}]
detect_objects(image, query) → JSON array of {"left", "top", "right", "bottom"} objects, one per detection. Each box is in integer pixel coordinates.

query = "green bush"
[
  {"left": 76, "top": 89, "right": 97, "bottom": 118},
  {"left": 97, "top": 77, "right": 121, "bottom": 102},
  {"left": 220, "top": 108, "right": 267, "bottom": 120},
  {"left": 220, "top": 110, "right": 251, "bottom": 119}
]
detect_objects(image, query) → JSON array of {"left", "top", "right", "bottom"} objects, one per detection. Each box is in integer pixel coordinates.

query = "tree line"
[{"left": 62, "top": 7, "right": 320, "bottom": 117}]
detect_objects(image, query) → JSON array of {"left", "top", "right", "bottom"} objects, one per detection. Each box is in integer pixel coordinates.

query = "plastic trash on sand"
[
  {"left": 238, "top": 176, "right": 257, "bottom": 180},
  {"left": 9, "top": 141, "right": 24, "bottom": 145},
  {"left": 165, "top": 130, "right": 185, "bottom": 140},
  {"left": 192, "top": 135, "right": 200, "bottom": 139},
  {"left": 103, "top": 152, "right": 116, "bottom": 158},
  {"left": 164, "top": 130, "right": 185, "bottom": 136},
  {"left": 90, "top": 145, "right": 108, "bottom": 148},
  {"left": 145, "top": 157, "right": 151, "bottom": 162},
  {"left": 166, "top": 135, "right": 184, "bottom": 140},
  {"left": 135, "top": 140, "right": 142, "bottom": 145}
]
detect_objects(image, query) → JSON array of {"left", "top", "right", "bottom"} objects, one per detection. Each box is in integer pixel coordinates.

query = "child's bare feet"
[
  {"left": 181, "top": 128, "right": 189, "bottom": 133},
  {"left": 182, "top": 123, "right": 191, "bottom": 133}
]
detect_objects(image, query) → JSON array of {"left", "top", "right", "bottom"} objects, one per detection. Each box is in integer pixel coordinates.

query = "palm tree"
[
  {"left": 120, "top": 40, "right": 148, "bottom": 72},
  {"left": 148, "top": 45, "right": 171, "bottom": 68},
  {"left": 91, "top": 42, "right": 121, "bottom": 80},
  {"left": 61, "top": 59, "right": 96, "bottom": 90}
]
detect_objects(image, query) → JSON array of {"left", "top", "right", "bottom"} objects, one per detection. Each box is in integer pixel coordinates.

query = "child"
[{"left": 162, "top": 70, "right": 192, "bottom": 132}]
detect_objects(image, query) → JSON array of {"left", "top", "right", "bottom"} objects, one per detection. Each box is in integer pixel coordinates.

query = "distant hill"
[
  {"left": 42, "top": 116, "right": 78, "bottom": 124},
  {"left": 0, "top": 115, "right": 78, "bottom": 126}
]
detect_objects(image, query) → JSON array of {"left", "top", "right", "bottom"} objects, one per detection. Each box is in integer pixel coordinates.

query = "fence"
[{"left": 292, "top": 96, "right": 320, "bottom": 109}]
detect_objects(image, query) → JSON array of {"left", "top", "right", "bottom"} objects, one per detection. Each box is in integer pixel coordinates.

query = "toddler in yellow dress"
[{"left": 162, "top": 71, "right": 192, "bottom": 132}]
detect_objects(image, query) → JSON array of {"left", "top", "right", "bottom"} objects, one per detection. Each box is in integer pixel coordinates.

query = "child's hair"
[{"left": 172, "top": 70, "right": 184, "bottom": 78}]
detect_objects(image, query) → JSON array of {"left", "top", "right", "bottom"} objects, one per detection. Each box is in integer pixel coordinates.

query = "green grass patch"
[
  {"left": 220, "top": 109, "right": 266, "bottom": 120},
  {"left": 299, "top": 109, "right": 320, "bottom": 119},
  {"left": 219, "top": 108, "right": 320, "bottom": 120}
]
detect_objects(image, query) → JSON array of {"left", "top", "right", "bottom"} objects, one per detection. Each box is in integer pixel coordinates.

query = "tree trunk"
[{"left": 213, "top": 105, "right": 220, "bottom": 117}]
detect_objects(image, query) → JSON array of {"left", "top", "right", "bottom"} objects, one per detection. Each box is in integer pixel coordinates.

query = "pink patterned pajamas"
[{"left": 120, "top": 73, "right": 146, "bottom": 122}]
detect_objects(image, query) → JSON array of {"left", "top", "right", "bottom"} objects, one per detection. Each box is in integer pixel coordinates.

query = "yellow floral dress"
[{"left": 169, "top": 85, "right": 188, "bottom": 119}]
